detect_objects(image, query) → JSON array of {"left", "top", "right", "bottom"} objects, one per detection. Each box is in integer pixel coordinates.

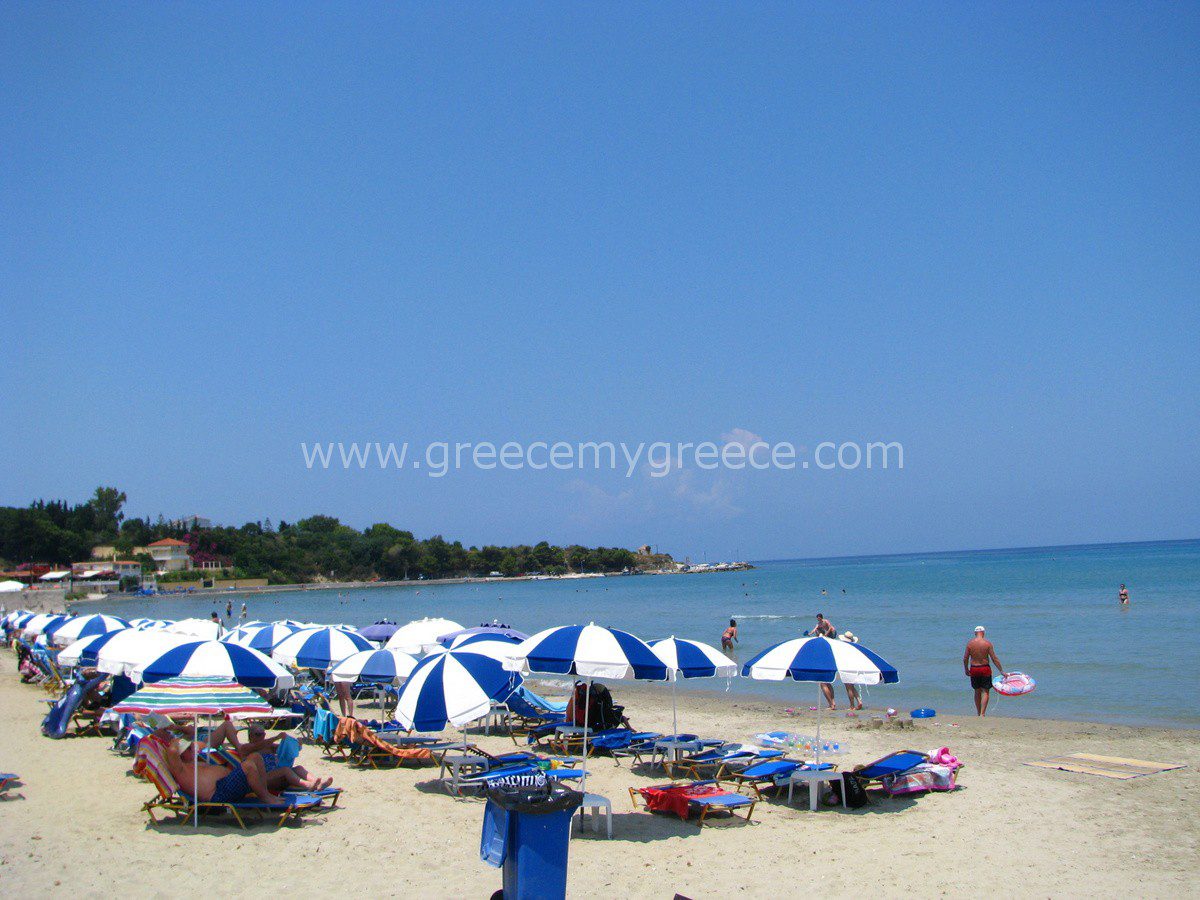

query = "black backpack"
[{"left": 832, "top": 773, "right": 869, "bottom": 808}]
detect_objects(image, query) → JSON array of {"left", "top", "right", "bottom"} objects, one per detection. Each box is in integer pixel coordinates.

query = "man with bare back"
[{"left": 963, "top": 626, "right": 1005, "bottom": 717}]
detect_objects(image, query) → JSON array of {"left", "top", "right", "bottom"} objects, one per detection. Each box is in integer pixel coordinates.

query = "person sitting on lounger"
[
  {"left": 157, "top": 719, "right": 332, "bottom": 794},
  {"left": 163, "top": 735, "right": 288, "bottom": 805}
]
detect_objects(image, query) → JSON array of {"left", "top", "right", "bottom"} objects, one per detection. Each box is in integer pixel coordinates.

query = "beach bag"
[{"left": 837, "top": 773, "right": 870, "bottom": 808}]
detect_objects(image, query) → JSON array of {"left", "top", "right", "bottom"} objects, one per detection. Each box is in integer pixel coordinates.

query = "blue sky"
[{"left": 2, "top": 4, "right": 1197, "bottom": 560}]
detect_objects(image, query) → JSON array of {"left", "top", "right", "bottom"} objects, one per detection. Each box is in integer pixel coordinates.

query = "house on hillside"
[{"left": 146, "top": 538, "right": 192, "bottom": 573}]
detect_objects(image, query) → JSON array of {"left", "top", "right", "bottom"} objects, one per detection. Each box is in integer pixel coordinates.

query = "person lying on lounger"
[
  {"left": 153, "top": 720, "right": 332, "bottom": 798},
  {"left": 162, "top": 736, "right": 289, "bottom": 805}
]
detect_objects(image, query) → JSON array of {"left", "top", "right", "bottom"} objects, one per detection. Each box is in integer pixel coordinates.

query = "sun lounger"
[
  {"left": 608, "top": 732, "right": 666, "bottom": 767},
  {"left": 133, "top": 737, "right": 326, "bottom": 828},
  {"left": 630, "top": 780, "right": 756, "bottom": 826},
  {"left": 200, "top": 747, "right": 344, "bottom": 806},
  {"left": 674, "top": 745, "right": 785, "bottom": 780},
  {"left": 851, "top": 750, "right": 929, "bottom": 784},
  {"left": 332, "top": 717, "right": 435, "bottom": 768},
  {"left": 721, "top": 759, "right": 836, "bottom": 799}
]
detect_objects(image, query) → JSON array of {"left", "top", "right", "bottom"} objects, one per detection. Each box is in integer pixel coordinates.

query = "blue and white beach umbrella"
[
  {"left": 134, "top": 640, "right": 294, "bottom": 689},
  {"left": 395, "top": 648, "right": 522, "bottom": 733},
  {"left": 505, "top": 623, "right": 668, "bottom": 681},
  {"left": 741, "top": 636, "right": 899, "bottom": 685},
  {"left": 742, "top": 636, "right": 899, "bottom": 764},
  {"left": 45, "top": 614, "right": 130, "bottom": 646},
  {"left": 223, "top": 622, "right": 301, "bottom": 653},
  {"left": 506, "top": 624, "right": 667, "bottom": 775},
  {"left": 650, "top": 637, "right": 738, "bottom": 736},
  {"left": 329, "top": 648, "right": 420, "bottom": 685},
  {"left": 650, "top": 637, "right": 738, "bottom": 680},
  {"left": 21, "top": 613, "right": 68, "bottom": 638},
  {"left": 270, "top": 627, "right": 374, "bottom": 670},
  {"left": 56, "top": 631, "right": 113, "bottom": 668}
]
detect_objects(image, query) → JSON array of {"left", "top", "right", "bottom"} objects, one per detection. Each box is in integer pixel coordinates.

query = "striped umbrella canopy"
[
  {"left": 741, "top": 636, "right": 899, "bottom": 685},
  {"left": 92, "top": 630, "right": 194, "bottom": 678},
  {"left": 329, "top": 648, "right": 420, "bottom": 684},
  {"left": 436, "top": 625, "right": 529, "bottom": 647},
  {"left": 650, "top": 637, "right": 738, "bottom": 679},
  {"left": 650, "top": 637, "right": 738, "bottom": 738},
  {"left": 395, "top": 648, "right": 521, "bottom": 732},
  {"left": 5, "top": 611, "right": 34, "bottom": 628},
  {"left": 435, "top": 635, "right": 521, "bottom": 663},
  {"left": 134, "top": 640, "right": 294, "bottom": 689},
  {"left": 111, "top": 675, "right": 275, "bottom": 717},
  {"left": 742, "top": 636, "right": 899, "bottom": 765},
  {"left": 21, "top": 613, "right": 68, "bottom": 638},
  {"left": 57, "top": 630, "right": 118, "bottom": 668},
  {"left": 506, "top": 623, "right": 666, "bottom": 778},
  {"left": 385, "top": 618, "right": 465, "bottom": 654},
  {"left": 131, "top": 618, "right": 173, "bottom": 631},
  {"left": 45, "top": 614, "right": 130, "bottom": 646},
  {"left": 450, "top": 631, "right": 523, "bottom": 649},
  {"left": 505, "top": 623, "right": 668, "bottom": 681},
  {"left": 222, "top": 622, "right": 301, "bottom": 653},
  {"left": 271, "top": 627, "right": 374, "bottom": 670}
]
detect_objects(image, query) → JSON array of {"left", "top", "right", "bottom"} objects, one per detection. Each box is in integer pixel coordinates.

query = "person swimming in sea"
[
  {"left": 1119, "top": 583, "right": 1129, "bottom": 605},
  {"left": 721, "top": 619, "right": 738, "bottom": 652}
]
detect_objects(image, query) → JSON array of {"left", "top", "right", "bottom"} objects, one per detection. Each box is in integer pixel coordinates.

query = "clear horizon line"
[{"left": 750, "top": 535, "right": 1200, "bottom": 566}]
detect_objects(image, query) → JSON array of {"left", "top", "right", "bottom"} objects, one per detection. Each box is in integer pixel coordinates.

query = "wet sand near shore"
[{"left": 0, "top": 653, "right": 1195, "bottom": 898}]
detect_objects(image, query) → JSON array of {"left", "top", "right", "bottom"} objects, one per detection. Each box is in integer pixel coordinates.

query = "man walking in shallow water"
[{"left": 964, "top": 626, "right": 1005, "bottom": 716}]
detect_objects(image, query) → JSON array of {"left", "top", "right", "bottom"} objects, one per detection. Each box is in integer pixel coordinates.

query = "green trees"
[{"left": 0, "top": 488, "right": 638, "bottom": 584}]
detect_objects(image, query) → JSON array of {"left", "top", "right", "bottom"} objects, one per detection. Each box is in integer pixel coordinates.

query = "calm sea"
[{"left": 102, "top": 539, "right": 1200, "bottom": 728}]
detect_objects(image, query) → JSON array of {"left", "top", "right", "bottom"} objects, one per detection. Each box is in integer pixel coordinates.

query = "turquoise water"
[{"left": 103, "top": 539, "right": 1200, "bottom": 728}]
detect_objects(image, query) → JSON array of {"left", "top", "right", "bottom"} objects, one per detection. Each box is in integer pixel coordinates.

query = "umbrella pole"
[
  {"left": 671, "top": 671, "right": 678, "bottom": 739},
  {"left": 193, "top": 713, "right": 200, "bottom": 827},
  {"left": 815, "top": 686, "right": 823, "bottom": 768},
  {"left": 582, "top": 679, "right": 591, "bottom": 790}
]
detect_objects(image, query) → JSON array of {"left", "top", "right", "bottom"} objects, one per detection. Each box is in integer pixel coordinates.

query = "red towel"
[{"left": 639, "top": 783, "right": 726, "bottom": 819}]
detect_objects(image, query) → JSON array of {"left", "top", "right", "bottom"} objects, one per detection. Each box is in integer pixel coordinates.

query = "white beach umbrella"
[
  {"left": 164, "top": 618, "right": 223, "bottom": 640},
  {"left": 385, "top": 617, "right": 464, "bottom": 654},
  {"left": 94, "top": 630, "right": 195, "bottom": 678},
  {"left": 0, "top": 580, "right": 26, "bottom": 593}
]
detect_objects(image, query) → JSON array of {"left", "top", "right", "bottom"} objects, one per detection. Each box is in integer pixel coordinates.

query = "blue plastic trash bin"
[{"left": 481, "top": 783, "right": 583, "bottom": 900}]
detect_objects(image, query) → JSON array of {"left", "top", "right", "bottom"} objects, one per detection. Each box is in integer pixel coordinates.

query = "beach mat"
[{"left": 1026, "top": 753, "right": 1185, "bottom": 780}]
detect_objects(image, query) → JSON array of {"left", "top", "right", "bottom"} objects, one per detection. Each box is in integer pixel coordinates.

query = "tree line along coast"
[{"left": 0, "top": 487, "right": 646, "bottom": 587}]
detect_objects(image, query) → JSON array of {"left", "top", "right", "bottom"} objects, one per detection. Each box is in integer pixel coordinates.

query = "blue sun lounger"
[
  {"left": 721, "top": 759, "right": 836, "bottom": 798},
  {"left": 851, "top": 750, "right": 929, "bottom": 786},
  {"left": 675, "top": 745, "right": 785, "bottom": 780},
  {"left": 630, "top": 779, "right": 757, "bottom": 826}
]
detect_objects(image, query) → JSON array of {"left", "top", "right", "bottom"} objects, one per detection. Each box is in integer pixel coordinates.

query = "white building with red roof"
[{"left": 146, "top": 538, "right": 192, "bottom": 573}]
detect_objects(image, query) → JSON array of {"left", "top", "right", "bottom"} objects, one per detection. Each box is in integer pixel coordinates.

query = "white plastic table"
[
  {"left": 654, "top": 739, "right": 702, "bottom": 773},
  {"left": 787, "top": 768, "right": 846, "bottom": 811}
]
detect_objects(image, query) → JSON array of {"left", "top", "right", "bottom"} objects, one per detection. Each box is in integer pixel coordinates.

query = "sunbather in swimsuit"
[{"left": 209, "top": 764, "right": 252, "bottom": 803}]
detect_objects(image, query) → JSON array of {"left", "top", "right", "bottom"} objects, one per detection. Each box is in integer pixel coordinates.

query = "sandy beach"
[{"left": 0, "top": 653, "right": 1195, "bottom": 899}]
